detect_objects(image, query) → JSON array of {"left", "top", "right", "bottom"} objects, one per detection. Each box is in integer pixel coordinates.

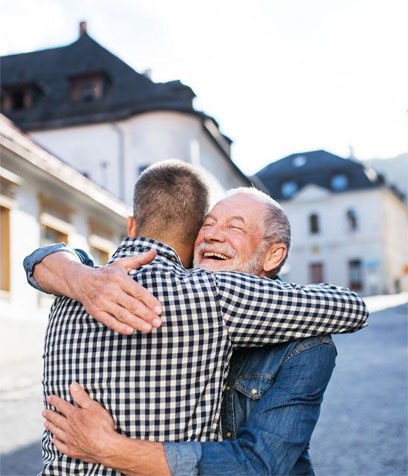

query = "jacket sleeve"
[
  {"left": 23, "top": 243, "right": 94, "bottom": 292},
  {"left": 165, "top": 341, "right": 337, "bottom": 475}
]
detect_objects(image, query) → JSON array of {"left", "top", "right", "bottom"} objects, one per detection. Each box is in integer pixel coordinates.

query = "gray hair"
[
  {"left": 133, "top": 160, "right": 210, "bottom": 244},
  {"left": 226, "top": 187, "right": 291, "bottom": 275}
]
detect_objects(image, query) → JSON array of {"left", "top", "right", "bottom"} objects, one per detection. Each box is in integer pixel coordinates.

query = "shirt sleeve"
[
  {"left": 23, "top": 243, "right": 94, "bottom": 292},
  {"left": 215, "top": 272, "right": 368, "bottom": 346},
  {"left": 164, "top": 341, "right": 336, "bottom": 476}
]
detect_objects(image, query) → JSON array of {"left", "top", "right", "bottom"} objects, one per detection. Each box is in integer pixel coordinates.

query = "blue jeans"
[{"left": 165, "top": 336, "right": 336, "bottom": 475}]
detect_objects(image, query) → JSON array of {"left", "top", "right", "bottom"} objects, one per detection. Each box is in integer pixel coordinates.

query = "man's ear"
[
  {"left": 262, "top": 243, "right": 287, "bottom": 275},
  {"left": 127, "top": 216, "right": 137, "bottom": 238}
]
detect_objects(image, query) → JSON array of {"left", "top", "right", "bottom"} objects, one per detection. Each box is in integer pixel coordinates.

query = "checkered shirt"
[{"left": 41, "top": 237, "right": 368, "bottom": 475}]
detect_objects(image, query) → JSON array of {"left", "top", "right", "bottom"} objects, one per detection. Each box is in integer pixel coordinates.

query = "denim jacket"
[
  {"left": 24, "top": 244, "right": 337, "bottom": 476},
  {"left": 165, "top": 337, "right": 336, "bottom": 475}
]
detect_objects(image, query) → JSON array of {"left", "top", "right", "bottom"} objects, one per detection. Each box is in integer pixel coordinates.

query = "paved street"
[
  {"left": 0, "top": 296, "right": 407, "bottom": 476},
  {"left": 311, "top": 300, "right": 407, "bottom": 476}
]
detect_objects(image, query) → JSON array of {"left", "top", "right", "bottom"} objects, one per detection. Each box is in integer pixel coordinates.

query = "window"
[
  {"left": 349, "top": 259, "right": 363, "bottom": 291},
  {"left": 0, "top": 171, "right": 20, "bottom": 293},
  {"left": 346, "top": 209, "right": 358, "bottom": 231},
  {"left": 88, "top": 221, "right": 115, "bottom": 266},
  {"left": 309, "top": 262, "right": 324, "bottom": 283},
  {"left": 90, "top": 247, "right": 110, "bottom": 266},
  {"left": 39, "top": 195, "right": 72, "bottom": 247},
  {"left": 309, "top": 213, "right": 320, "bottom": 234},
  {"left": 281, "top": 181, "right": 298, "bottom": 198},
  {"left": 331, "top": 173, "right": 348, "bottom": 191},
  {"left": 40, "top": 225, "right": 68, "bottom": 247},
  {"left": 292, "top": 155, "right": 307, "bottom": 167},
  {"left": 0, "top": 206, "right": 10, "bottom": 292},
  {"left": 71, "top": 75, "right": 104, "bottom": 103},
  {"left": 1, "top": 85, "right": 33, "bottom": 112}
]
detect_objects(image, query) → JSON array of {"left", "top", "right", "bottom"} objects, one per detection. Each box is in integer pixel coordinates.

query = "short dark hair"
[{"left": 133, "top": 160, "right": 210, "bottom": 244}]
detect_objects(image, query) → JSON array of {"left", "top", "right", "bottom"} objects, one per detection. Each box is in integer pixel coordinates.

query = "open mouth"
[{"left": 203, "top": 252, "right": 230, "bottom": 261}]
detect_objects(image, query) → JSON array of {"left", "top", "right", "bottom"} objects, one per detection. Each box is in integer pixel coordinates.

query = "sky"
[{"left": 1, "top": 0, "right": 407, "bottom": 174}]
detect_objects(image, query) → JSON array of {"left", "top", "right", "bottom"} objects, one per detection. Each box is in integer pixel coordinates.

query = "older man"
[{"left": 25, "top": 162, "right": 367, "bottom": 475}]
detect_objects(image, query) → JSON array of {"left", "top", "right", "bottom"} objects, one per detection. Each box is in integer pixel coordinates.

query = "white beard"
[{"left": 193, "top": 242, "right": 268, "bottom": 276}]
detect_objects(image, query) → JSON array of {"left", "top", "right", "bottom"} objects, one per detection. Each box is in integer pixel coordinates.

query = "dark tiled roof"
[
  {"left": 255, "top": 150, "right": 380, "bottom": 200},
  {"left": 0, "top": 33, "right": 215, "bottom": 131}
]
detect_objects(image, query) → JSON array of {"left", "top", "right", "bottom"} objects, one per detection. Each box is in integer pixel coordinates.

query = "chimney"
[{"left": 79, "top": 21, "right": 87, "bottom": 37}]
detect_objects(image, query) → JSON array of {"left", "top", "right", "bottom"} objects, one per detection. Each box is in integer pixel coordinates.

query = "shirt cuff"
[
  {"left": 164, "top": 442, "right": 202, "bottom": 476},
  {"left": 23, "top": 243, "right": 79, "bottom": 293}
]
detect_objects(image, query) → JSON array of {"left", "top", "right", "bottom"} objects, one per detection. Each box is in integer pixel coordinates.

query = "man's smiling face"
[{"left": 193, "top": 193, "right": 269, "bottom": 276}]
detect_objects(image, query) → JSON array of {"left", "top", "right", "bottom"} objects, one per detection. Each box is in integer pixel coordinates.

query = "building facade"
[
  {"left": 1, "top": 22, "right": 251, "bottom": 205},
  {"left": 363, "top": 153, "right": 408, "bottom": 206},
  {"left": 256, "top": 150, "right": 408, "bottom": 295},
  {"left": 0, "top": 114, "right": 129, "bottom": 320}
]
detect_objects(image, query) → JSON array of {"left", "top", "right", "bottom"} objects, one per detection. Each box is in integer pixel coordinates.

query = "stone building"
[{"left": 256, "top": 150, "right": 408, "bottom": 295}]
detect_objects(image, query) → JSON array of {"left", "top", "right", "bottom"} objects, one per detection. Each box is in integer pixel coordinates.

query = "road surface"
[{"left": 1, "top": 296, "right": 407, "bottom": 475}]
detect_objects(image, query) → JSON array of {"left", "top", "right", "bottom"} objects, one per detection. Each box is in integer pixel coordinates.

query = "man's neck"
[{"left": 135, "top": 234, "right": 193, "bottom": 269}]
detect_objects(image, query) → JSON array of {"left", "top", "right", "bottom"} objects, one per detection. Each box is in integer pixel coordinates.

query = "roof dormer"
[
  {"left": 1, "top": 83, "right": 41, "bottom": 112},
  {"left": 70, "top": 73, "right": 109, "bottom": 103}
]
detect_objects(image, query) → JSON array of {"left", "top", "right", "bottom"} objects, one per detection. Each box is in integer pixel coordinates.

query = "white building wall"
[
  {"left": 31, "top": 124, "right": 121, "bottom": 197},
  {"left": 381, "top": 190, "right": 408, "bottom": 293},
  {"left": 0, "top": 150, "right": 127, "bottom": 321},
  {"left": 30, "top": 111, "right": 248, "bottom": 207},
  {"left": 282, "top": 186, "right": 408, "bottom": 295}
]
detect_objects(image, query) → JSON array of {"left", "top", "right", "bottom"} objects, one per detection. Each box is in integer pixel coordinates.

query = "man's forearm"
[
  {"left": 32, "top": 251, "right": 86, "bottom": 298},
  {"left": 97, "top": 434, "right": 171, "bottom": 476}
]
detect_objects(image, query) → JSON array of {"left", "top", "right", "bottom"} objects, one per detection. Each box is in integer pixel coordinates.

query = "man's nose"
[{"left": 204, "top": 224, "right": 226, "bottom": 242}]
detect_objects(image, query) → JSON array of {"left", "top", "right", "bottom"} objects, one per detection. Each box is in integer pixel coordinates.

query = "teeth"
[{"left": 203, "top": 252, "right": 229, "bottom": 260}]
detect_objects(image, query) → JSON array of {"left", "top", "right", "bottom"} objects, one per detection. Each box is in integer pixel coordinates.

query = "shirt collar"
[{"left": 116, "top": 237, "right": 184, "bottom": 267}]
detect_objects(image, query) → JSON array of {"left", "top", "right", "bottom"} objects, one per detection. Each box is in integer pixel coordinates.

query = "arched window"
[
  {"left": 346, "top": 209, "right": 358, "bottom": 231},
  {"left": 309, "top": 213, "right": 320, "bottom": 234}
]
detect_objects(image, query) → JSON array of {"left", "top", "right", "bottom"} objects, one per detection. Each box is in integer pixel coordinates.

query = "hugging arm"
[
  {"left": 44, "top": 383, "right": 170, "bottom": 476},
  {"left": 23, "top": 244, "right": 162, "bottom": 334},
  {"left": 167, "top": 340, "right": 336, "bottom": 475},
  {"left": 45, "top": 341, "right": 336, "bottom": 475},
  {"left": 215, "top": 273, "right": 368, "bottom": 346},
  {"left": 24, "top": 245, "right": 368, "bottom": 340}
]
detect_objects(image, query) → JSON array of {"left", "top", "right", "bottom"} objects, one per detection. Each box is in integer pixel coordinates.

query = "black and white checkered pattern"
[{"left": 41, "top": 237, "right": 368, "bottom": 475}]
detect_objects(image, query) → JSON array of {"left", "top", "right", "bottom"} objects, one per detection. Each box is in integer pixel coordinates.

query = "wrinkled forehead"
[{"left": 207, "top": 193, "right": 267, "bottom": 223}]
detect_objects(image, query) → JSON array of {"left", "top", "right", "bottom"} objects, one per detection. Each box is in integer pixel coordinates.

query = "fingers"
[
  {"left": 44, "top": 419, "right": 66, "bottom": 443},
  {"left": 108, "top": 261, "right": 162, "bottom": 316},
  {"left": 121, "top": 279, "right": 162, "bottom": 316},
  {"left": 80, "top": 252, "right": 164, "bottom": 334},
  {"left": 116, "top": 250, "right": 157, "bottom": 272},
  {"left": 52, "top": 438, "right": 70, "bottom": 456},
  {"left": 93, "top": 311, "right": 140, "bottom": 335},
  {"left": 69, "top": 382, "right": 97, "bottom": 410},
  {"left": 93, "top": 310, "right": 157, "bottom": 335},
  {"left": 43, "top": 408, "right": 68, "bottom": 431},
  {"left": 106, "top": 298, "right": 162, "bottom": 330},
  {"left": 47, "top": 395, "right": 76, "bottom": 417}
]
